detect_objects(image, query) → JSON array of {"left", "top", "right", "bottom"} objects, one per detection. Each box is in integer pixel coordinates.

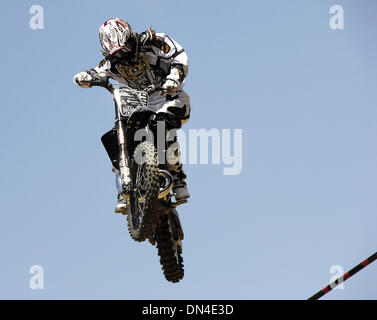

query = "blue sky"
[{"left": 0, "top": 0, "right": 376, "bottom": 299}]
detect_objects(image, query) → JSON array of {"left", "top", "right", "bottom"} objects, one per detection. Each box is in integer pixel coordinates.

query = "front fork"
[
  {"left": 116, "top": 120, "right": 131, "bottom": 196},
  {"left": 116, "top": 121, "right": 155, "bottom": 196}
]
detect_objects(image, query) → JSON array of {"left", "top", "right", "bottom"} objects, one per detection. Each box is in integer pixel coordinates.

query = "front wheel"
[{"left": 127, "top": 141, "right": 159, "bottom": 242}]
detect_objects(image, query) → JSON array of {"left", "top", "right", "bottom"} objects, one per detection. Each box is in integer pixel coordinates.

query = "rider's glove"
[
  {"left": 73, "top": 71, "right": 93, "bottom": 88},
  {"left": 144, "top": 84, "right": 156, "bottom": 95},
  {"left": 161, "top": 79, "right": 178, "bottom": 95}
]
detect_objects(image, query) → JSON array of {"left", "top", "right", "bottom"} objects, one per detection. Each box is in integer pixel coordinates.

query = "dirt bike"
[{"left": 85, "top": 76, "right": 185, "bottom": 283}]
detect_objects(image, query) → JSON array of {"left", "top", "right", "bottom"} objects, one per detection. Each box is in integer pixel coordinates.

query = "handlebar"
[{"left": 80, "top": 77, "right": 164, "bottom": 95}]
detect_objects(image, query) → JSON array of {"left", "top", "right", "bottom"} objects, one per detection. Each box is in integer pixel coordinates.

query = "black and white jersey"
[{"left": 90, "top": 32, "right": 188, "bottom": 91}]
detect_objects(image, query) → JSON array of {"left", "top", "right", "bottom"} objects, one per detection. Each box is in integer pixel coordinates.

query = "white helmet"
[{"left": 99, "top": 18, "right": 134, "bottom": 56}]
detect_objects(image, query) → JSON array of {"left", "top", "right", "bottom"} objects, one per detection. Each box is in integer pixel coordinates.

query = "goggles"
[{"left": 111, "top": 40, "right": 134, "bottom": 59}]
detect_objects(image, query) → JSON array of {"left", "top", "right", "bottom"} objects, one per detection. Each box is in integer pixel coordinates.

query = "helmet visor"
[{"left": 110, "top": 39, "right": 135, "bottom": 59}]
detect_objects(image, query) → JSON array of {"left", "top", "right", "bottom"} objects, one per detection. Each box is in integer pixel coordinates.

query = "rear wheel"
[
  {"left": 156, "top": 214, "right": 184, "bottom": 283},
  {"left": 127, "top": 141, "right": 159, "bottom": 242}
]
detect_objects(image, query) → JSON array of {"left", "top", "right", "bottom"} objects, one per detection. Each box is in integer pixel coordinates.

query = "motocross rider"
[{"left": 73, "top": 18, "right": 190, "bottom": 214}]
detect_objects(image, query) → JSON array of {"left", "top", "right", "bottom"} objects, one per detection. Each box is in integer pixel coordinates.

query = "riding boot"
[
  {"left": 165, "top": 133, "right": 190, "bottom": 201},
  {"left": 171, "top": 166, "right": 190, "bottom": 201},
  {"left": 113, "top": 167, "right": 127, "bottom": 214}
]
